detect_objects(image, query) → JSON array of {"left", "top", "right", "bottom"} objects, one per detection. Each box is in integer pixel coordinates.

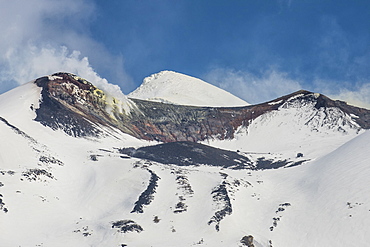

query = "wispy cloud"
[
  {"left": 205, "top": 67, "right": 370, "bottom": 110},
  {"left": 204, "top": 68, "right": 302, "bottom": 104},
  {"left": 324, "top": 82, "right": 370, "bottom": 110},
  {"left": 313, "top": 15, "right": 370, "bottom": 84},
  {"left": 0, "top": 0, "right": 130, "bottom": 94},
  {"left": 277, "top": 0, "right": 293, "bottom": 11}
]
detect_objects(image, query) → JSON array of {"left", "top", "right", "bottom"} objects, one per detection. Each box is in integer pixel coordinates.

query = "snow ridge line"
[{"left": 0, "top": 116, "right": 38, "bottom": 145}]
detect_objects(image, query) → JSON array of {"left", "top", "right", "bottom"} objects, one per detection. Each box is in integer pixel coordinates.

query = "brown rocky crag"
[{"left": 34, "top": 72, "right": 370, "bottom": 142}]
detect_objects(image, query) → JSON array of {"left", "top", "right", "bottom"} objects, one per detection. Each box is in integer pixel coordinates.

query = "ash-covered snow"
[{"left": 128, "top": 70, "right": 249, "bottom": 107}]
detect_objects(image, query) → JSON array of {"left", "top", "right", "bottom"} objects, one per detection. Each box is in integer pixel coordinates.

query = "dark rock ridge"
[
  {"left": 34, "top": 73, "right": 370, "bottom": 142},
  {"left": 111, "top": 220, "right": 143, "bottom": 233},
  {"left": 208, "top": 182, "right": 233, "bottom": 231},
  {"left": 130, "top": 169, "right": 160, "bottom": 214},
  {"left": 120, "top": 141, "right": 307, "bottom": 170},
  {"left": 123, "top": 141, "right": 252, "bottom": 169}
]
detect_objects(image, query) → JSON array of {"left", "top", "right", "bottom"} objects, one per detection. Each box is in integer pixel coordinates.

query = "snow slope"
[
  {"left": 251, "top": 130, "right": 370, "bottom": 247},
  {"left": 128, "top": 70, "right": 249, "bottom": 107},
  {"left": 1, "top": 76, "right": 370, "bottom": 247},
  {"left": 288, "top": 130, "right": 370, "bottom": 246},
  {"left": 206, "top": 92, "right": 363, "bottom": 162}
]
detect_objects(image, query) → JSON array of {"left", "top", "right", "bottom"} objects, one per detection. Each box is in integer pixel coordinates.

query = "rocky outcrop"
[
  {"left": 130, "top": 169, "right": 160, "bottom": 214},
  {"left": 240, "top": 235, "right": 255, "bottom": 247},
  {"left": 208, "top": 182, "right": 233, "bottom": 231}
]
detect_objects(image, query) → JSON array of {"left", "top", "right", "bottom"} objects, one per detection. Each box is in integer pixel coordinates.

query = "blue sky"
[{"left": 0, "top": 0, "right": 369, "bottom": 107}]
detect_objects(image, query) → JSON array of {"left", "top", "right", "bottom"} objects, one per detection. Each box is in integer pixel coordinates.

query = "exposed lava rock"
[
  {"left": 208, "top": 182, "right": 233, "bottom": 231},
  {"left": 120, "top": 142, "right": 311, "bottom": 170},
  {"left": 112, "top": 220, "right": 143, "bottom": 233},
  {"left": 131, "top": 169, "right": 160, "bottom": 213},
  {"left": 0, "top": 194, "right": 8, "bottom": 213},
  {"left": 240, "top": 235, "right": 255, "bottom": 247},
  {"left": 254, "top": 157, "right": 308, "bottom": 170},
  {"left": 39, "top": 155, "right": 64, "bottom": 166},
  {"left": 21, "top": 169, "right": 55, "bottom": 182},
  {"left": 126, "top": 141, "right": 252, "bottom": 169}
]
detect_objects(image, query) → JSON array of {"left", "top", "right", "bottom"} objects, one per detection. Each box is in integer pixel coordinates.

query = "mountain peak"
[
  {"left": 129, "top": 70, "right": 249, "bottom": 107},
  {"left": 27, "top": 72, "right": 370, "bottom": 143}
]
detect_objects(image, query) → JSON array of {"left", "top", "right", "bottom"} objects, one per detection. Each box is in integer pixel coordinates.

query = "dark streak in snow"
[
  {"left": 208, "top": 182, "right": 232, "bottom": 231},
  {"left": 131, "top": 169, "right": 160, "bottom": 213}
]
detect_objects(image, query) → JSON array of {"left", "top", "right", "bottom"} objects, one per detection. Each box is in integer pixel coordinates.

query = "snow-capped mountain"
[
  {"left": 128, "top": 70, "right": 249, "bottom": 107},
  {"left": 1, "top": 72, "right": 370, "bottom": 247}
]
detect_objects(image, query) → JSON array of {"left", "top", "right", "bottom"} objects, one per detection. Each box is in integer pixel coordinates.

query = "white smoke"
[{"left": 0, "top": 0, "right": 129, "bottom": 98}]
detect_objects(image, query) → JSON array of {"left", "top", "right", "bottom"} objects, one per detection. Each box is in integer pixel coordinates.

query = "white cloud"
[
  {"left": 204, "top": 68, "right": 302, "bottom": 104},
  {"left": 327, "top": 83, "right": 370, "bottom": 110},
  {"left": 0, "top": 0, "right": 92, "bottom": 53},
  {"left": 205, "top": 67, "right": 370, "bottom": 110},
  {"left": 0, "top": 0, "right": 130, "bottom": 94},
  {"left": 310, "top": 78, "right": 370, "bottom": 109}
]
